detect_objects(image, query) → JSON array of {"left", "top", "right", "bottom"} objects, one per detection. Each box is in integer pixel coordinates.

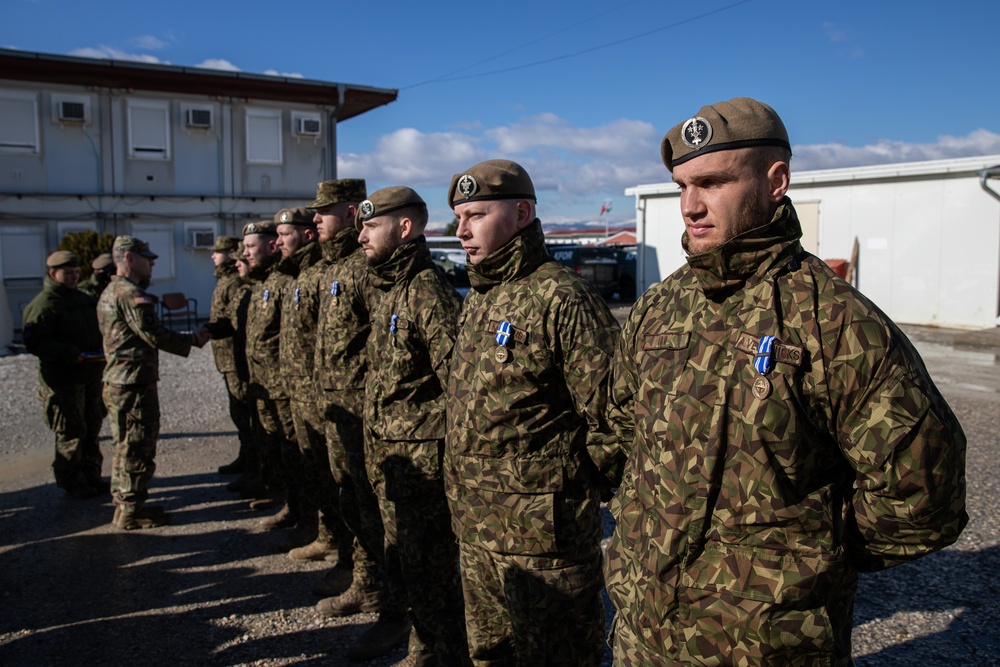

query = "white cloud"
[
  {"left": 129, "top": 35, "right": 167, "bottom": 51},
  {"left": 793, "top": 129, "right": 1000, "bottom": 171},
  {"left": 823, "top": 21, "right": 848, "bottom": 43},
  {"left": 195, "top": 58, "right": 240, "bottom": 72},
  {"left": 487, "top": 113, "right": 658, "bottom": 160},
  {"left": 339, "top": 128, "right": 485, "bottom": 186},
  {"left": 68, "top": 45, "right": 165, "bottom": 64},
  {"left": 263, "top": 69, "right": 304, "bottom": 79}
]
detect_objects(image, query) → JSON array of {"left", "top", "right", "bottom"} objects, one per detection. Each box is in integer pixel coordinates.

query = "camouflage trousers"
[
  {"left": 222, "top": 371, "right": 255, "bottom": 467},
  {"left": 458, "top": 543, "right": 605, "bottom": 667},
  {"left": 323, "top": 399, "right": 385, "bottom": 595},
  {"left": 103, "top": 382, "right": 160, "bottom": 507},
  {"left": 248, "top": 383, "right": 301, "bottom": 506},
  {"left": 369, "top": 435, "right": 471, "bottom": 665},
  {"left": 39, "top": 378, "right": 106, "bottom": 490}
]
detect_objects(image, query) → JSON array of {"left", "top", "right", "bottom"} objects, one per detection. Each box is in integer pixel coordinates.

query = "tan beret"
[
  {"left": 211, "top": 235, "right": 239, "bottom": 252},
  {"left": 113, "top": 235, "right": 158, "bottom": 259},
  {"left": 661, "top": 97, "right": 790, "bottom": 171},
  {"left": 355, "top": 186, "right": 426, "bottom": 231},
  {"left": 242, "top": 220, "right": 277, "bottom": 237},
  {"left": 91, "top": 252, "right": 114, "bottom": 271},
  {"left": 308, "top": 179, "right": 367, "bottom": 209},
  {"left": 46, "top": 250, "right": 81, "bottom": 269},
  {"left": 448, "top": 159, "right": 536, "bottom": 209},
  {"left": 274, "top": 207, "right": 315, "bottom": 227}
]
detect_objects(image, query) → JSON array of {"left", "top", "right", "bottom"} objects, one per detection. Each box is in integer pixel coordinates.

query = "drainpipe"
[{"left": 979, "top": 165, "right": 1000, "bottom": 203}]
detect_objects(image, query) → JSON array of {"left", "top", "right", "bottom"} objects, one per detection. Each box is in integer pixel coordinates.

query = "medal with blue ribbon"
[
  {"left": 390, "top": 314, "right": 398, "bottom": 335},
  {"left": 294, "top": 287, "right": 301, "bottom": 304},
  {"left": 751, "top": 335, "right": 776, "bottom": 399},
  {"left": 262, "top": 288, "right": 270, "bottom": 303},
  {"left": 494, "top": 321, "right": 512, "bottom": 363},
  {"left": 330, "top": 281, "right": 340, "bottom": 296}
]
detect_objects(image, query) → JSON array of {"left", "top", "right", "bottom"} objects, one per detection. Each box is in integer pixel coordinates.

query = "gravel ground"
[{"left": 0, "top": 323, "right": 998, "bottom": 666}]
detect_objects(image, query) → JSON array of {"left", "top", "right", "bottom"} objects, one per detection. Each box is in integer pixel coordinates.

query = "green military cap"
[
  {"left": 447, "top": 159, "right": 536, "bottom": 209},
  {"left": 113, "top": 235, "right": 158, "bottom": 259},
  {"left": 308, "top": 179, "right": 367, "bottom": 210},
  {"left": 661, "top": 97, "right": 790, "bottom": 172},
  {"left": 355, "top": 186, "right": 426, "bottom": 231},
  {"left": 274, "top": 207, "right": 315, "bottom": 227},
  {"left": 241, "top": 220, "right": 277, "bottom": 237},
  {"left": 91, "top": 252, "right": 114, "bottom": 271},
  {"left": 46, "top": 250, "right": 81, "bottom": 269},
  {"left": 211, "top": 235, "right": 239, "bottom": 252}
]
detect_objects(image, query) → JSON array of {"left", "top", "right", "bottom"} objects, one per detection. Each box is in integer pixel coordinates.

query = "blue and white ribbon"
[
  {"left": 753, "top": 335, "right": 777, "bottom": 375},
  {"left": 495, "top": 321, "right": 512, "bottom": 347},
  {"left": 294, "top": 288, "right": 301, "bottom": 303},
  {"left": 390, "top": 314, "right": 399, "bottom": 335},
  {"left": 330, "top": 281, "right": 340, "bottom": 296},
  {"left": 262, "top": 289, "right": 270, "bottom": 302}
]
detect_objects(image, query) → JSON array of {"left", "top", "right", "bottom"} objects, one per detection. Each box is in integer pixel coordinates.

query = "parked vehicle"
[
  {"left": 430, "top": 250, "right": 470, "bottom": 288},
  {"left": 546, "top": 245, "right": 621, "bottom": 298}
]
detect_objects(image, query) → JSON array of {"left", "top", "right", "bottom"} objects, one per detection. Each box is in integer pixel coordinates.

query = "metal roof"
[{"left": 0, "top": 48, "right": 397, "bottom": 121}]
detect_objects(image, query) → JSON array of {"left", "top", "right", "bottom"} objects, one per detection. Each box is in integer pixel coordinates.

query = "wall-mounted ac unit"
[
  {"left": 188, "top": 229, "right": 216, "bottom": 249},
  {"left": 295, "top": 116, "right": 322, "bottom": 136},
  {"left": 57, "top": 100, "right": 88, "bottom": 122},
  {"left": 186, "top": 108, "right": 213, "bottom": 129}
]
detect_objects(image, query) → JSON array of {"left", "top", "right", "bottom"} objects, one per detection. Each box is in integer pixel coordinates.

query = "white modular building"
[{"left": 627, "top": 154, "right": 1000, "bottom": 329}]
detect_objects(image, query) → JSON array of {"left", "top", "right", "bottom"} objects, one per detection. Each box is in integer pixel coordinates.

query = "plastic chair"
[{"left": 160, "top": 292, "right": 198, "bottom": 330}]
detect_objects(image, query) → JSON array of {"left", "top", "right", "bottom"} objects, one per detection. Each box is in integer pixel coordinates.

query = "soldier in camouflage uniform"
[
  {"left": 23, "top": 250, "right": 108, "bottom": 498},
  {"left": 604, "top": 97, "right": 968, "bottom": 666},
  {"left": 273, "top": 206, "right": 350, "bottom": 558},
  {"left": 445, "top": 160, "right": 621, "bottom": 667},
  {"left": 78, "top": 253, "right": 114, "bottom": 301},
  {"left": 311, "top": 179, "right": 412, "bottom": 661},
  {"left": 207, "top": 236, "right": 254, "bottom": 476},
  {"left": 97, "top": 236, "right": 210, "bottom": 530},
  {"left": 358, "top": 186, "right": 470, "bottom": 666}
]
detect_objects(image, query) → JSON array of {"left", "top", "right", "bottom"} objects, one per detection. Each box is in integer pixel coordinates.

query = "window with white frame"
[
  {"left": 0, "top": 90, "right": 40, "bottom": 155},
  {"left": 128, "top": 99, "right": 171, "bottom": 160},
  {"left": 245, "top": 107, "right": 282, "bottom": 164},
  {"left": 130, "top": 223, "right": 175, "bottom": 279},
  {"left": 0, "top": 227, "right": 46, "bottom": 280}
]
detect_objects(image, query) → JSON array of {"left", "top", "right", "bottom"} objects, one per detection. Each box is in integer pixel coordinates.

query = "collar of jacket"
[
  {"left": 321, "top": 226, "right": 361, "bottom": 262},
  {"left": 277, "top": 241, "right": 322, "bottom": 277},
  {"left": 43, "top": 274, "right": 76, "bottom": 296},
  {"left": 685, "top": 198, "right": 803, "bottom": 299},
  {"left": 247, "top": 251, "right": 279, "bottom": 281},
  {"left": 467, "top": 218, "right": 548, "bottom": 293},
  {"left": 213, "top": 261, "right": 237, "bottom": 280},
  {"left": 368, "top": 237, "right": 431, "bottom": 289}
]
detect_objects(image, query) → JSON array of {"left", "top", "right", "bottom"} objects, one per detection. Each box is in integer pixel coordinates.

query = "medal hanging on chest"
[
  {"left": 751, "top": 335, "right": 776, "bottom": 400},
  {"left": 294, "top": 287, "right": 301, "bottom": 309},
  {"left": 494, "top": 320, "right": 512, "bottom": 363},
  {"left": 330, "top": 280, "right": 340, "bottom": 301}
]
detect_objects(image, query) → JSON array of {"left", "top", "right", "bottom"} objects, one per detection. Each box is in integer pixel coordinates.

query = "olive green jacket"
[{"left": 22, "top": 276, "right": 104, "bottom": 387}]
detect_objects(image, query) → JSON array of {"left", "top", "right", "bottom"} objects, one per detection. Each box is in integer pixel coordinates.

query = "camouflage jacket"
[
  {"left": 315, "top": 227, "right": 374, "bottom": 417},
  {"left": 277, "top": 241, "right": 327, "bottom": 398},
  {"left": 604, "top": 200, "right": 968, "bottom": 664},
  {"left": 244, "top": 253, "right": 289, "bottom": 396},
  {"left": 445, "top": 220, "right": 620, "bottom": 557},
  {"left": 364, "top": 238, "right": 462, "bottom": 449},
  {"left": 22, "top": 276, "right": 105, "bottom": 387},
  {"left": 208, "top": 262, "right": 242, "bottom": 373},
  {"left": 97, "top": 275, "right": 193, "bottom": 386}
]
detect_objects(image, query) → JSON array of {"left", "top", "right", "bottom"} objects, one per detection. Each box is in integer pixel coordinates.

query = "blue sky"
[{"left": 4, "top": 0, "right": 1000, "bottom": 230}]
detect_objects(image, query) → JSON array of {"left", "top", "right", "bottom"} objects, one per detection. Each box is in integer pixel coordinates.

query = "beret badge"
[
  {"left": 280, "top": 211, "right": 291, "bottom": 223},
  {"left": 359, "top": 200, "right": 375, "bottom": 220},
  {"left": 457, "top": 174, "right": 478, "bottom": 199},
  {"left": 681, "top": 116, "right": 713, "bottom": 150}
]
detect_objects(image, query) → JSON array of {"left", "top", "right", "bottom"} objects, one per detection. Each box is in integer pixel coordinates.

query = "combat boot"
[
  {"left": 217, "top": 456, "right": 245, "bottom": 475},
  {"left": 345, "top": 612, "right": 411, "bottom": 661},
  {"left": 282, "top": 513, "right": 319, "bottom": 550},
  {"left": 316, "top": 584, "right": 381, "bottom": 617},
  {"left": 392, "top": 652, "right": 439, "bottom": 667},
  {"left": 289, "top": 537, "right": 337, "bottom": 561},
  {"left": 258, "top": 503, "right": 297, "bottom": 531},
  {"left": 114, "top": 505, "right": 171, "bottom": 530},
  {"left": 311, "top": 565, "right": 354, "bottom": 597}
]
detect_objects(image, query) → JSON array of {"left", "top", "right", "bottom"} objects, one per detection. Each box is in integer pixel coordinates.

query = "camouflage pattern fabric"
[
  {"left": 209, "top": 261, "right": 242, "bottom": 373},
  {"left": 604, "top": 199, "right": 968, "bottom": 666},
  {"left": 459, "top": 542, "right": 604, "bottom": 667},
  {"left": 78, "top": 273, "right": 111, "bottom": 302},
  {"left": 444, "top": 219, "right": 618, "bottom": 665},
  {"left": 103, "top": 382, "right": 160, "bottom": 507},
  {"left": 97, "top": 275, "right": 193, "bottom": 386},
  {"left": 363, "top": 238, "right": 468, "bottom": 662},
  {"left": 22, "top": 276, "right": 107, "bottom": 489}
]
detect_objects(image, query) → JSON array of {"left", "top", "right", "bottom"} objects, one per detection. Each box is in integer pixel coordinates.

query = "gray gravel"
[{"left": 0, "top": 324, "right": 998, "bottom": 666}]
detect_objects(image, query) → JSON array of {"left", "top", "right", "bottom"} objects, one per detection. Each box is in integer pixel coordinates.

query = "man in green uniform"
[
  {"left": 604, "top": 97, "right": 968, "bottom": 666},
  {"left": 274, "top": 206, "right": 349, "bottom": 558},
  {"left": 208, "top": 235, "right": 254, "bottom": 477},
  {"left": 445, "top": 160, "right": 621, "bottom": 667},
  {"left": 23, "top": 250, "right": 108, "bottom": 498},
  {"left": 98, "top": 236, "right": 210, "bottom": 530},
  {"left": 358, "top": 186, "right": 470, "bottom": 666},
  {"left": 79, "top": 252, "right": 114, "bottom": 301},
  {"left": 311, "top": 179, "right": 411, "bottom": 661}
]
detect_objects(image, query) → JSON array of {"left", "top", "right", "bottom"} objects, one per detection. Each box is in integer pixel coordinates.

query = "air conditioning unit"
[
  {"left": 185, "top": 108, "right": 213, "bottom": 129},
  {"left": 188, "top": 229, "right": 216, "bottom": 249},
  {"left": 296, "top": 116, "right": 321, "bottom": 136},
  {"left": 58, "top": 100, "right": 87, "bottom": 122}
]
